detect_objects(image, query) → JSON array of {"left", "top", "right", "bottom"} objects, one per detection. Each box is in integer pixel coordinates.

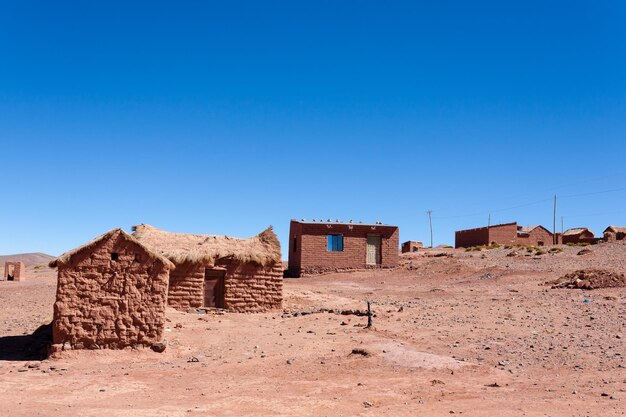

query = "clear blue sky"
[{"left": 1, "top": 1, "right": 625, "bottom": 257}]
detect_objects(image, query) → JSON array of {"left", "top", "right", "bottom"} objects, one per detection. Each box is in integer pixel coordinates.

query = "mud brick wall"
[
  {"left": 3, "top": 261, "right": 25, "bottom": 281},
  {"left": 217, "top": 260, "right": 283, "bottom": 312},
  {"left": 52, "top": 236, "right": 169, "bottom": 350},
  {"left": 288, "top": 221, "right": 399, "bottom": 276},
  {"left": 167, "top": 261, "right": 205, "bottom": 310},
  {"left": 401, "top": 241, "right": 423, "bottom": 253}
]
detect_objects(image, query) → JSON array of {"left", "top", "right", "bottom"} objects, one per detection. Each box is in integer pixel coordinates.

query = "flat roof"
[{"left": 291, "top": 219, "right": 396, "bottom": 227}]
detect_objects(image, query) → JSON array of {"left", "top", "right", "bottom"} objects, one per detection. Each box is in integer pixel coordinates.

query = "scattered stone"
[
  {"left": 351, "top": 348, "right": 372, "bottom": 357},
  {"left": 485, "top": 382, "right": 501, "bottom": 387},
  {"left": 363, "top": 401, "right": 373, "bottom": 408},
  {"left": 151, "top": 341, "right": 167, "bottom": 353}
]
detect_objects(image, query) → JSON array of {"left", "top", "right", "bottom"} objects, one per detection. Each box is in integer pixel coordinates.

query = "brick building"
[
  {"left": 3, "top": 261, "right": 25, "bottom": 281},
  {"left": 49, "top": 229, "right": 174, "bottom": 351},
  {"left": 401, "top": 241, "right": 423, "bottom": 253},
  {"left": 516, "top": 225, "right": 555, "bottom": 246},
  {"left": 287, "top": 219, "right": 399, "bottom": 277},
  {"left": 562, "top": 228, "right": 599, "bottom": 244},
  {"left": 603, "top": 226, "right": 626, "bottom": 242},
  {"left": 455, "top": 222, "right": 556, "bottom": 248},
  {"left": 133, "top": 224, "right": 283, "bottom": 312}
]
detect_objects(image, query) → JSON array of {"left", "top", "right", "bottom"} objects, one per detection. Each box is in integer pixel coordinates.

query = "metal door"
[{"left": 366, "top": 236, "right": 381, "bottom": 265}]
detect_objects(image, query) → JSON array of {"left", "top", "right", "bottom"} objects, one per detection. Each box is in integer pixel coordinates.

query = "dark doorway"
[{"left": 204, "top": 269, "right": 226, "bottom": 308}]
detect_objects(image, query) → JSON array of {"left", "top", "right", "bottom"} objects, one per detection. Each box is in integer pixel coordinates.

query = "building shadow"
[{"left": 0, "top": 323, "right": 51, "bottom": 361}]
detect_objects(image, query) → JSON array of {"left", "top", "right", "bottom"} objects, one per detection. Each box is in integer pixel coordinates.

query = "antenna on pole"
[
  {"left": 553, "top": 194, "right": 557, "bottom": 245},
  {"left": 427, "top": 210, "right": 433, "bottom": 248},
  {"left": 488, "top": 213, "right": 491, "bottom": 227}
]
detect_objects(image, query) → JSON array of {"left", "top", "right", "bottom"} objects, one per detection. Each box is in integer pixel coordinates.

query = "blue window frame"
[{"left": 327, "top": 234, "right": 344, "bottom": 251}]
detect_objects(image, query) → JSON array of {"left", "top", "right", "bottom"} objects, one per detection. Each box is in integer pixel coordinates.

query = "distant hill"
[{"left": 0, "top": 252, "right": 55, "bottom": 267}]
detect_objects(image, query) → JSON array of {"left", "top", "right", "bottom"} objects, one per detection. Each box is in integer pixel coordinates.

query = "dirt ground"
[{"left": 0, "top": 244, "right": 624, "bottom": 416}]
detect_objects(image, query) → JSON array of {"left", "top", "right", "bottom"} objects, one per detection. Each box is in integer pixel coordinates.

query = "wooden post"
[
  {"left": 366, "top": 301, "right": 372, "bottom": 328},
  {"left": 553, "top": 194, "right": 557, "bottom": 245},
  {"left": 427, "top": 210, "right": 433, "bottom": 248}
]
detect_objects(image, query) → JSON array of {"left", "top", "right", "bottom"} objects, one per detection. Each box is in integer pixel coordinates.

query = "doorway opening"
[{"left": 204, "top": 268, "right": 226, "bottom": 308}]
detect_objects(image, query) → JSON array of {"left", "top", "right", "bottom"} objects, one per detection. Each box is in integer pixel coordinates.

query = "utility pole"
[
  {"left": 427, "top": 210, "right": 433, "bottom": 248},
  {"left": 488, "top": 213, "right": 491, "bottom": 227},
  {"left": 553, "top": 194, "right": 557, "bottom": 245}
]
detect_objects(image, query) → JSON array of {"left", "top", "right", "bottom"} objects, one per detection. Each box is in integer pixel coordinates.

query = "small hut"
[
  {"left": 3, "top": 261, "right": 25, "bottom": 281},
  {"left": 562, "top": 228, "right": 597, "bottom": 245},
  {"left": 401, "top": 241, "right": 423, "bottom": 253},
  {"left": 603, "top": 226, "right": 626, "bottom": 242},
  {"left": 49, "top": 229, "right": 174, "bottom": 351},
  {"left": 132, "top": 224, "right": 283, "bottom": 312}
]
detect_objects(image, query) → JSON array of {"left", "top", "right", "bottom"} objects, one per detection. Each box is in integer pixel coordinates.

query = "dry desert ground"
[{"left": 0, "top": 243, "right": 624, "bottom": 416}]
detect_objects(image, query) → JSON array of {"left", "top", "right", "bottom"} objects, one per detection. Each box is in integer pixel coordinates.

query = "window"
[
  {"left": 327, "top": 234, "right": 343, "bottom": 252},
  {"left": 111, "top": 252, "right": 119, "bottom": 261}
]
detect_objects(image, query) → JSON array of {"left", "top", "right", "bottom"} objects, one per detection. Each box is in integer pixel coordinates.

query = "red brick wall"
[
  {"left": 487, "top": 224, "right": 518, "bottom": 245},
  {"left": 455, "top": 227, "right": 489, "bottom": 248},
  {"left": 287, "top": 221, "right": 399, "bottom": 276}
]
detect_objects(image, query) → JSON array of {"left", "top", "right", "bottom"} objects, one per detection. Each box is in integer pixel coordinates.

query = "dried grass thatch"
[
  {"left": 604, "top": 226, "right": 626, "bottom": 234},
  {"left": 131, "top": 224, "right": 281, "bottom": 266},
  {"left": 563, "top": 228, "right": 593, "bottom": 237},
  {"left": 49, "top": 229, "right": 175, "bottom": 269}
]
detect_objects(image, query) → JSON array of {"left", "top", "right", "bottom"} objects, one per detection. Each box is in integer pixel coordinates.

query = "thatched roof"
[
  {"left": 563, "top": 228, "right": 593, "bottom": 237},
  {"left": 49, "top": 229, "right": 175, "bottom": 269},
  {"left": 521, "top": 225, "right": 552, "bottom": 234},
  {"left": 131, "top": 224, "right": 281, "bottom": 266},
  {"left": 604, "top": 226, "right": 626, "bottom": 234}
]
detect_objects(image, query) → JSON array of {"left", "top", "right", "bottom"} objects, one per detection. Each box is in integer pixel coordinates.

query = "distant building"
[
  {"left": 562, "top": 228, "right": 599, "bottom": 244},
  {"left": 401, "top": 241, "right": 423, "bottom": 253},
  {"left": 288, "top": 219, "right": 399, "bottom": 277},
  {"left": 516, "top": 225, "right": 556, "bottom": 247},
  {"left": 3, "top": 261, "right": 25, "bottom": 281},
  {"left": 603, "top": 226, "right": 626, "bottom": 242},
  {"left": 455, "top": 222, "right": 556, "bottom": 248}
]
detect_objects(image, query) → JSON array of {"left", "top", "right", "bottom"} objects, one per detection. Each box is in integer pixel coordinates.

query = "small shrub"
[
  {"left": 535, "top": 249, "right": 546, "bottom": 255},
  {"left": 548, "top": 247, "right": 563, "bottom": 254}
]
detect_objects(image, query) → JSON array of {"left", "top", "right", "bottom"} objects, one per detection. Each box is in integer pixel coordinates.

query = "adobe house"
[
  {"left": 516, "top": 225, "right": 555, "bottom": 246},
  {"left": 49, "top": 229, "right": 174, "bottom": 351},
  {"left": 287, "top": 219, "right": 399, "bottom": 277},
  {"left": 3, "top": 261, "right": 25, "bottom": 281},
  {"left": 132, "top": 224, "right": 283, "bottom": 312},
  {"left": 603, "top": 226, "right": 626, "bottom": 242},
  {"left": 455, "top": 222, "right": 556, "bottom": 248},
  {"left": 562, "top": 228, "right": 599, "bottom": 245},
  {"left": 401, "top": 241, "right": 423, "bottom": 253}
]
